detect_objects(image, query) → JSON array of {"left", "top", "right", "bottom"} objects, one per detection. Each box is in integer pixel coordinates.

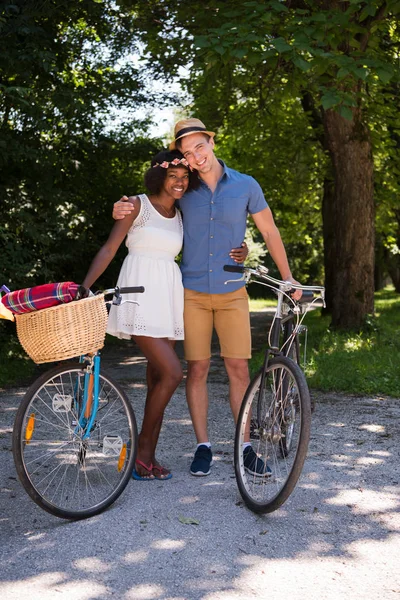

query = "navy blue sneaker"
[
  {"left": 190, "top": 445, "right": 213, "bottom": 476},
  {"left": 243, "top": 446, "right": 272, "bottom": 477}
]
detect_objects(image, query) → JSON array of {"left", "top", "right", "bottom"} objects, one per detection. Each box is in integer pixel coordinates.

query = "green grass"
[
  {"left": 249, "top": 297, "right": 277, "bottom": 310},
  {"left": 249, "top": 286, "right": 400, "bottom": 398}
]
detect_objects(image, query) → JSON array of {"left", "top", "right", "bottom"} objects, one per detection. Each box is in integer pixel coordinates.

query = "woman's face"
[{"left": 162, "top": 166, "right": 190, "bottom": 199}]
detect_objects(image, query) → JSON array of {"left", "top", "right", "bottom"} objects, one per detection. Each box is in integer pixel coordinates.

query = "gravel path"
[{"left": 0, "top": 313, "right": 399, "bottom": 600}]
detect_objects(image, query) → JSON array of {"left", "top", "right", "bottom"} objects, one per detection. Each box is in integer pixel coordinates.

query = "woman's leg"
[{"left": 134, "top": 337, "right": 182, "bottom": 478}]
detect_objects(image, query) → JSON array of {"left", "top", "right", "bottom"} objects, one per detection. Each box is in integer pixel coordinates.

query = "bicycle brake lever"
[{"left": 224, "top": 274, "right": 247, "bottom": 285}]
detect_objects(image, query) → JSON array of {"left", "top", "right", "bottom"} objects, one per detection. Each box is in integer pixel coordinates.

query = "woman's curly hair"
[{"left": 144, "top": 149, "right": 200, "bottom": 195}]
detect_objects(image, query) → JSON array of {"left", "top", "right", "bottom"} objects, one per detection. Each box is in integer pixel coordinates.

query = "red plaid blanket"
[{"left": 1, "top": 282, "right": 80, "bottom": 315}]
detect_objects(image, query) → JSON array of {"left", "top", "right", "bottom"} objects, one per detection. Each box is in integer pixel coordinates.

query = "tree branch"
[{"left": 357, "top": 3, "right": 388, "bottom": 52}]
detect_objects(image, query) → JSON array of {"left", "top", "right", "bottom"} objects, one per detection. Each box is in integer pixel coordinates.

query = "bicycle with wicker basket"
[{"left": 2, "top": 284, "right": 144, "bottom": 520}]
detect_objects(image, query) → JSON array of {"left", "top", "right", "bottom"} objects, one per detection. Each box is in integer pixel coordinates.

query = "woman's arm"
[{"left": 82, "top": 197, "right": 140, "bottom": 289}]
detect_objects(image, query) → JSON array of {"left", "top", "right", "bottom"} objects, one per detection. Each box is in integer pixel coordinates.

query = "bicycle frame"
[{"left": 224, "top": 264, "right": 325, "bottom": 416}]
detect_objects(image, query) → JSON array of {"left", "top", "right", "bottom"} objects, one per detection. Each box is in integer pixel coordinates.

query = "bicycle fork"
[{"left": 76, "top": 354, "right": 101, "bottom": 439}]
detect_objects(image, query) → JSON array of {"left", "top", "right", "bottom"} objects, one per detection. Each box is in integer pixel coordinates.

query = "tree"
[
  {"left": 123, "top": 0, "right": 400, "bottom": 328},
  {"left": 0, "top": 0, "right": 159, "bottom": 289}
]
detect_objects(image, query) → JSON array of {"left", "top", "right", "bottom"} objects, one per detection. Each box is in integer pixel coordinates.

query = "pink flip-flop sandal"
[
  {"left": 152, "top": 465, "right": 172, "bottom": 480},
  {"left": 132, "top": 459, "right": 155, "bottom": 481}
]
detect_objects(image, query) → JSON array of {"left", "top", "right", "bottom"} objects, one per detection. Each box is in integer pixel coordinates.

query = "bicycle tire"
[
  {"left": 12, "top": 363, "right": 138, "bottom": 520},
  {"left": 234, "top": 356, "right": 311, "bottom": 514}
]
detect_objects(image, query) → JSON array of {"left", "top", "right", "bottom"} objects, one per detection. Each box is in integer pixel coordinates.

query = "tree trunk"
[
  {"left": 323, "top": 108, "right": 375, "bottom": 329},
  {"left": 385, "top": 248, "right": 400, "bottom": 293},
  {"left": 321, "top": 172, "right": 335, "bottom": 313}
]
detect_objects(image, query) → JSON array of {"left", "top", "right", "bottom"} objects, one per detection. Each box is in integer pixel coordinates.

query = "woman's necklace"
[{"left": 152, "top": 197, "right": 175, "bottom": 218}]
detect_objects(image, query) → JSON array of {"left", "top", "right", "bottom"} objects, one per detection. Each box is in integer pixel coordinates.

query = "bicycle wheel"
[
  {"left": 234, "top": 356, "right": 311, "bottom": 514},
  {"left": 13, "top": 363, "right": 137, "bottom": 519}
]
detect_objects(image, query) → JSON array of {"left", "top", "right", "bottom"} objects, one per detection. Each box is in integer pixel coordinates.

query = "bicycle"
[
  {"left": 10, "top": 285, "right": 144, "bottom": 520},
  {"left": 224, "top": 265, "right": 325, "bottom": 514}
]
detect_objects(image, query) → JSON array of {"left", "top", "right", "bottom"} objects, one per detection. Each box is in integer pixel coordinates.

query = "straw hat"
[{"left": 169, "top": 118, "right": 215, "bottom": 150}]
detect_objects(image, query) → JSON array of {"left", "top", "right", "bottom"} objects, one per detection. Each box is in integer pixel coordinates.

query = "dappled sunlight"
[
  {"left": 122, "top": 550, "right": 149, "bottom": 564},
  {"left": 326, "top": 489, "right": 399, "bottom": 515},
  {"left": 359, "top": 423, "right": 386, "bottom": 433},
  {"left": 165, "top": 417, "right": 193, "bottom": 426},
  {"left": 25, "top": 532, "right": 46, "bottom": 542},
  {"left": 122, "top": 381, "right": 146, "bottom": 390},
  {"left": 1, "top": 573, "right": 107, "bottom": 600},
  {"left": 151, "top": 539, "right": 185, "bottom": 551},
  {"left": 178, "top": 495, "right": 200, "bottom": 504},
  {"left": 124, "top": 584, "right": 164, "bottom": 599},
  {"left": 356, "top": 456, "right": 385, "bottom": 467},
  {"left": 73, "top": 557, "right": 112, "bottom": 573},
  {"left": 343, "top": 336, "right": 373, "bottom": 352}
]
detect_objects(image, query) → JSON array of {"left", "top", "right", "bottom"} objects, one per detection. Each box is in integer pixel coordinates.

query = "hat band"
[{"left": 175, "top": 126, "right": 207, "bottom": 140}]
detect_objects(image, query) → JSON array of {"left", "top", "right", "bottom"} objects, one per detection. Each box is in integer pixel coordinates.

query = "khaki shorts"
[{"left": 183, "top": 287, "right": 251, "bottom": 361}]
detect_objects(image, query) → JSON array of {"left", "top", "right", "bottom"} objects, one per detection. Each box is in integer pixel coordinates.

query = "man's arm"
[
  {"left": 251, "top": 207, "right": 302, "bottom": 299},
  {"left": 113, "top": 196, "right": 135, "bottom": 220},
  {"left": 113, "top": 196, "right": 249, "bottom": 263}
]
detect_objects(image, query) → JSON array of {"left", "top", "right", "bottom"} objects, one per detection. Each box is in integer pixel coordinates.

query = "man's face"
[{"left": 179, "top": 133, "right": 216, "bottom": 175}]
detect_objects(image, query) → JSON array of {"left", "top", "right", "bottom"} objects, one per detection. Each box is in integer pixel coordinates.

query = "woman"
[{"left": 82, "top": 149, "right": 247, "bottom": 480}]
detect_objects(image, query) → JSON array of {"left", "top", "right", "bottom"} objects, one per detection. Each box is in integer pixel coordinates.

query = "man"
[{"left": 113, "top": 118, "right": 301, "bottom": 477}]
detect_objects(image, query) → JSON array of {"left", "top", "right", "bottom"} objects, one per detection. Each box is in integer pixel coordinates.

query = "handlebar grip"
[
  {"left": 118, "top": 286, "right": 145, "bottom": 294},
  {"left": 223, "top": 265, "right": 245, "bottom": 273},
  {"left": 289, "top": 289, "right": 314, "bottom": 304}
]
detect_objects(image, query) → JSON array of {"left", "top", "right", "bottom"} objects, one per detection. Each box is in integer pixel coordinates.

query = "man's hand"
[
  {"left": 229, "top": 242, "right": 248, "bottom": 263},
  {"left": 112, "top": 196, "right": 135, "bottom": 220},
  {"left": 287, "top": 277, "right": 303, "bottom": 301}
]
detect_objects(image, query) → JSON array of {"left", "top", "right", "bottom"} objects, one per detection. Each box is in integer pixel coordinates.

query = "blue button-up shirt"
[{"left": 178, "top": 160, "right": 268, "bottom": 294}]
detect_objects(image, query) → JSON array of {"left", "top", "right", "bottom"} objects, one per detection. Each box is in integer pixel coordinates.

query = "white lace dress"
[{"left": 107, "top": 194, "right": 184, "bottom": 340}]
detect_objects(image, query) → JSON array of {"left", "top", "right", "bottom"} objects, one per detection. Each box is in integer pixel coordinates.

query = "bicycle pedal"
[
  {"left": 52, "top": 393, "right": 73, "bottom": 412},
  {"left": 103, "top": 435, "right": 123, "bottom": 456}
]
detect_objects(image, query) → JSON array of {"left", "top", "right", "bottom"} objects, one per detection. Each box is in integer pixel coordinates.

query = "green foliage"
[
  {"left": 214, "top": 95, "right": 326, "bottom": 283},
  {"left": 250, "top": 287, "right": 400, "bottom": 397},
  {"left": 0, "top": 320, "right": 37, "bottom": 388},
  {"left": 124, "top": 0, "right": 400, "bottom": 330},
  {"left": 0, "top": 1, "right": 164, "bottom": 291}
]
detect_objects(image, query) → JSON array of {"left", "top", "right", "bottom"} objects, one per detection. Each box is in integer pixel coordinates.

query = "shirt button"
[
  {"left": 210, "top": 217, "right": 214, "bottom": 220},
  {"left": 209, "top": 269, "right": 213, "bottom": 272},
  {"left": 211, "top": 201, "right": 214, "bottom": 204},
  {"left": 210, "top": 253, "right": 213, "bottom": 256},
  {"left": 210, "top": 235, "right": 214, "bottom": 238}
]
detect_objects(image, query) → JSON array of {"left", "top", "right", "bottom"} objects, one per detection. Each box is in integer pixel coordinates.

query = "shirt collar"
[
  {"left": 199, "top": 158, "right": 230, "bottom": 188},
  {"left": 218, "top": 159, "right": 231, "bottom": 179}
]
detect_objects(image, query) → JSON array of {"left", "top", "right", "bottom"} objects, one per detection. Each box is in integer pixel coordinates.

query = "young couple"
[{"left": 83, "top": 118, "right": 300, "bottom": 481}]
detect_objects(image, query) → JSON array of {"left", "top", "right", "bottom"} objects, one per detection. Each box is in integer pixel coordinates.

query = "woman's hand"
[{"left": 229, "top": 241, "right": 248, "bottom": 263}]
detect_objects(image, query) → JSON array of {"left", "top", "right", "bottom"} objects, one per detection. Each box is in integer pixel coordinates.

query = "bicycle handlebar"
[
  {"left": 223, "top": 265, "right": 325, "bottom": 305},
  {"left": 116, "top": 286, "right": 145, "bottom": 295},
  {"left": 100, "top": 286, "right": 145, "bottom": 297}
]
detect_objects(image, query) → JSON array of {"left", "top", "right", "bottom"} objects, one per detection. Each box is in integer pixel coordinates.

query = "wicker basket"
[{"left": 16, "top": 294, "right": 108, "bottom": 364}]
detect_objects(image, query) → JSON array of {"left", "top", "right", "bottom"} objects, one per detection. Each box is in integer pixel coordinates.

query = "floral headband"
[{"left": 153, "top": 157, "right": 192, "bottom": 170}]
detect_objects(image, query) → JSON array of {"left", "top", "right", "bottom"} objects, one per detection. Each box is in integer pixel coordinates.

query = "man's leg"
[
  {"left": 183, "top": 289, "right": 214, "bottom": 475},
  {"left": 223, "top": 357, "right": 250, "bottom": 423},
  {"left": 186, "top": 358, "right": 211, "bottom": 444}
]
